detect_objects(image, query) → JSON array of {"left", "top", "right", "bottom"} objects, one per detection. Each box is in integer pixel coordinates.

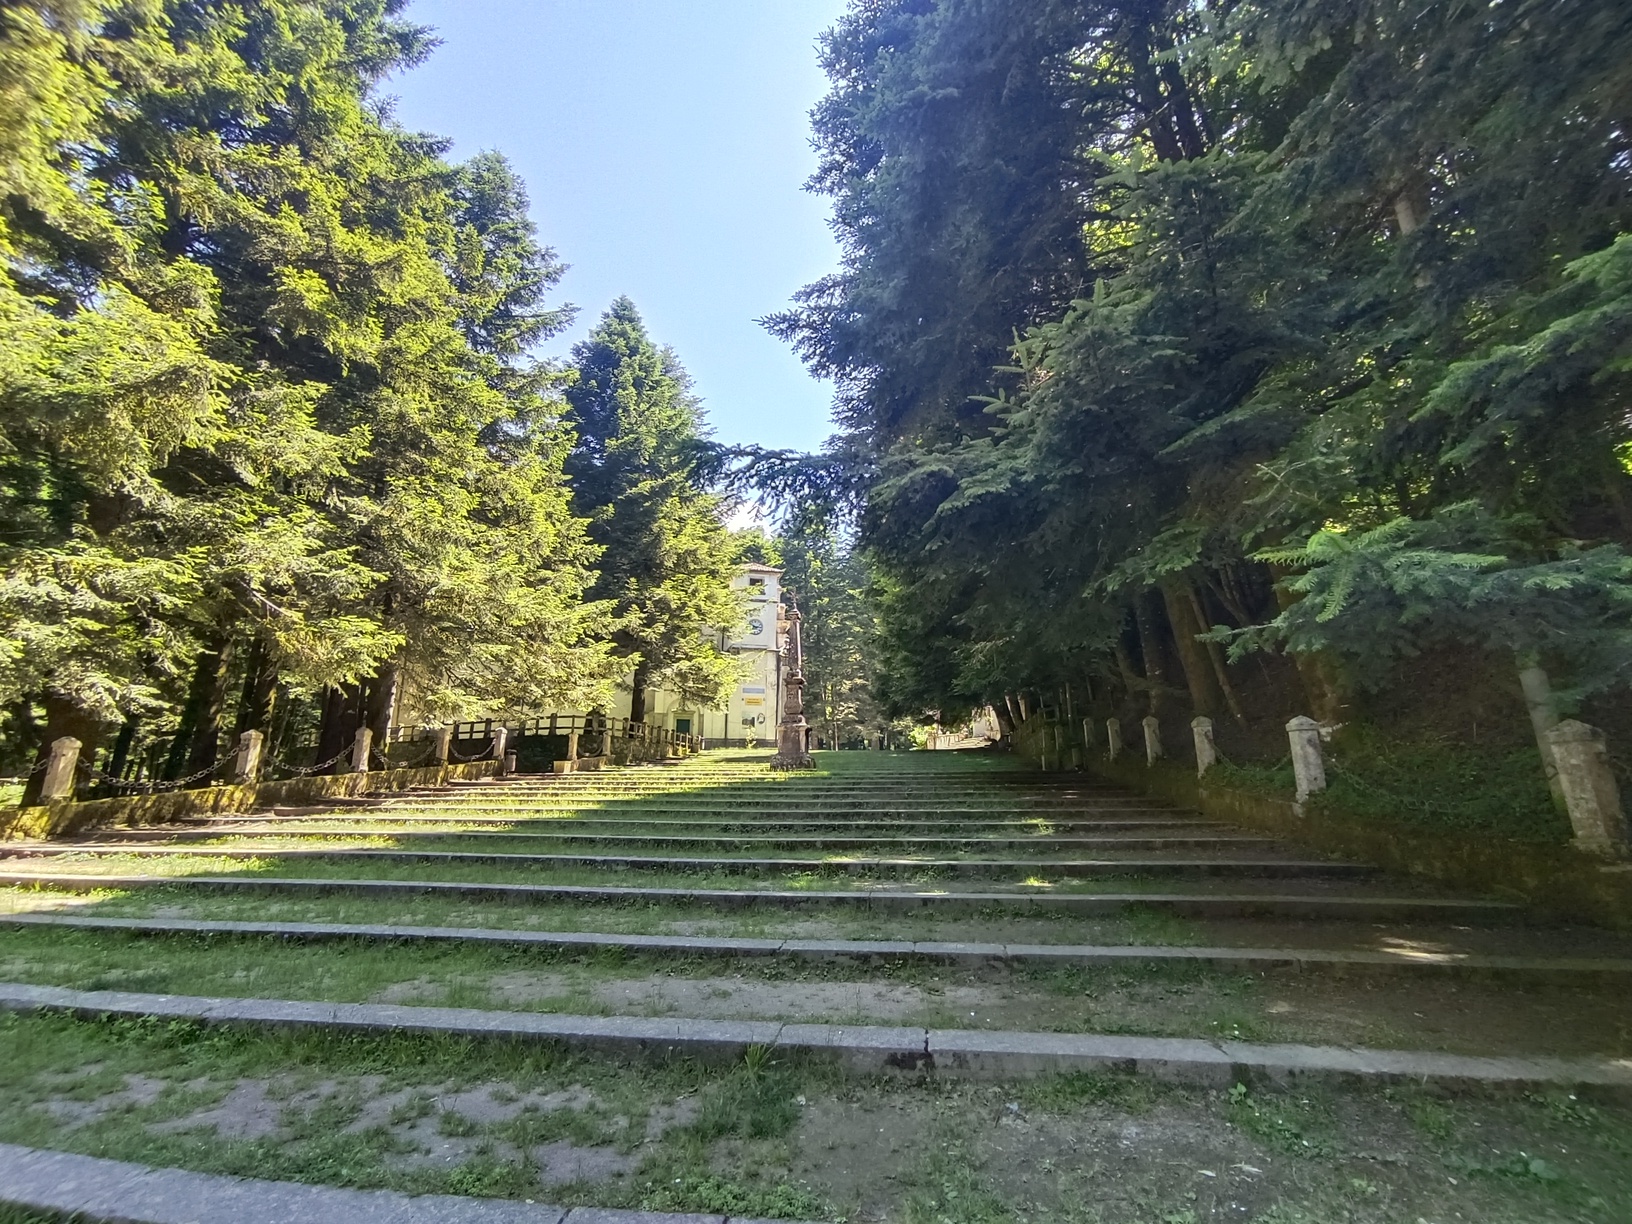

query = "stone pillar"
[
  {"left": 1546, "top": 721, "right": 1629, "bottom": 857},
  {"left": 772, "top": 600, "right": 815, "bottom": 770},
  {"left": 40, "top": 736, "right": 81, "bottom": 803},
  {"left": 234, "top": 730, "right": 265, "bottom": 785},
  {"left": 1082, "top": 718, "right": 1094, "bottom": 750},
  {"left": 491, "top": 727, "right": 508, "bottom": 767},
  {"left": 1106, "top": 718, "right": 1122, "bottom": 762},
  {"left": 1142, "top": 715, "right": 1163, "bottom": 765},
  {"left": 1287, "top": 716, "right": 1326, "bottom": 804},
  {"left": 504, "top": 750, "right": 518, "bottom": 776},
  {"left": 1518, "top": 662, "right": 1567, "bottom": 811},
  {"left": 432, "top": 726, "right": 452, "bottom": 766},
  {"left": 567, "top": 730, "right": 580, "bottom": 762},
  {"left": 1192, "top": 717, "right": 1217, "bottom": 779},
  {"left": 350, "top": 727, "right": 373, "bottom": 775}
]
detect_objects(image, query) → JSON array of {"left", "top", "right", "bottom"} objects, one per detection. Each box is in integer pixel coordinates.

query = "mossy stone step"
[
  {"left": 61, "top": 829, "right": 1266, "bottom": 851},
  {"left": 2, "top": 844, "right": 1364, "bottom": 878},
  {"left": 2, "top": 984, "right": 1626, "bottom": 1093},
  {"left": 8, "top": 912, "right": 1627, "bottom": 981},
  {"left": 0, "top": 871, "right": 1520, "bottom": 921}
]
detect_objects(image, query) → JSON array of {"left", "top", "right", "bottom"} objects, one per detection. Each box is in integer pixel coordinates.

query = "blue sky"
[{"left": 390, "top": 0, "right": 849, "bottom": 453}]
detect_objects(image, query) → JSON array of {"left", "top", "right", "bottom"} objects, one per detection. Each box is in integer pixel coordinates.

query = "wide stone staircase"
[{"left": 2, "top": 747, "right": 1631, "bottom": 1222}]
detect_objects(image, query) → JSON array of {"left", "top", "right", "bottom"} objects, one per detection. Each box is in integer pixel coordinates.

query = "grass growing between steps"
[
  {"left": 0, "top": 854, "right": 1379, "bottom": 897},
  {"left": 0, "top": 884, "right": 1205, "bottom": 946},
  {"left": 0, "top": 1210, "right": 72, "bottom": 1224},
  {"left": 3, "top": 1010, "right": 1631, "bottom": 1223},
  {"left": 2, "top": 924, "right": 1629, "bottom": 1056},
  {"left": 1, "top": 841, "right": 1285, "bottom": 872}
]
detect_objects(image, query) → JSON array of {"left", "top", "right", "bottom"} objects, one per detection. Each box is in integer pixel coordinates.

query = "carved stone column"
[{"left": 772, "top": 599, "right": 815, "bottom": 771}]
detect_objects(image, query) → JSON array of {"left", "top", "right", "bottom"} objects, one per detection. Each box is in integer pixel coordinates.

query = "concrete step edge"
[
  {"left": 0, "top": 847, "right": 1368, "bottom": 877},
  {"left": 0, "top": 983, "right": 1625, "bottom": 1094},
  {"left": 0, "top": 1141, "right": 806, "bottom": 1224},
  {"left": 0, "top": 871, "right": 1522, "bottom": 920},
  {"left": 2, "top": 913, "right": 1623, "bottom": 979}
]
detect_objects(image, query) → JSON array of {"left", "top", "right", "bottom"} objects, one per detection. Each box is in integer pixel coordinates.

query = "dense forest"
[
  {"left": 0, "top": 0, "right": 741, "bottom": 799},
  {"left": 772, "top": 0, "right": 1632, "bottom": 834}
]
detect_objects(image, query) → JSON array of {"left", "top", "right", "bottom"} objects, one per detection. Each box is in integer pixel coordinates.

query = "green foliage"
[
  {"left": 1227, "top": 507, "right": 1632, "bottom": 700},
  {"left": 776, "top": 0, "right": 1632, "bottom": 765},
  {"left": 640, "top": 1174, "right": 827, "bottom": 1220},
  {"left": 777, "top": 523, "right": 887, "bottom": 741},
  {"left": 564, "top": 298, "right": 742, "bottom": 714},
  {"left": 0, "top": 2, "right": 756, "bottom": 778}
]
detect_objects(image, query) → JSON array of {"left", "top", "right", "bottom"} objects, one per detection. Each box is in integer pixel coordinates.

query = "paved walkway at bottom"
[{"left": 0, "top": 1142, "right": 799, "bottom": 1224}]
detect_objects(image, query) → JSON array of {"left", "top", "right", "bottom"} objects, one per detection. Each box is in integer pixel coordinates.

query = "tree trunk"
[
  {"left": 1270, "top": 571, "right": 1347, "bottom": 723},
  {"left": 164, "top": 639, "right": 232, "bottom": 781},
  {"left": 366, "top": 659, "right": 401, "bottom": 758},
  {"left": 1133, "top": 593, "right": 1169, "bottom": 716},
  {"left": 266, "top": 684, "right": 298, "bottom": 769},
  {"left": 1160, "top": 581, "right": 1222, "bottom": 718},
  {"left": 993, "top": 704, "right": 1016, "bottom": 738},
  {"left": 235, "top": 637, "right": 278, "bottom": 738},
  {"left": 107, "top": 717, "right": 139, "bottom": 787},
  {"left": 629, "top": 660, "right": 651, "bottom": 725},
  {"left": 1187, "top": 584, "right": 1247, "bottom": 723},
  {"left": 21, "top": 694, "right": 104, "bottom": 806},
  {"left": 316, "top": 684, "right": 361, "bottom": 774},
  {"left": 1114, "top": 640, "right": 1141, "bottom": 702}
]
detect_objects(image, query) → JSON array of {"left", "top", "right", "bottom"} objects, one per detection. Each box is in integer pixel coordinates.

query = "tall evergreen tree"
[
  {"left": 564, "top": 299, "right": 741, "bottom": 723},
  {"left": 1, "top": 0, "right": 619, "bottom": 792},
  {"left": 775, "top": 0, "right": 1632, "bottom": 796}
]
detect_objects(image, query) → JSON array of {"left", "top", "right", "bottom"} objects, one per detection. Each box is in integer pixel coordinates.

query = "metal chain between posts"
[
  {"left": 371, "top": 744, "right": 434, "bottom": 770},
  {"left": 448, "top": 736, "right": 495, "bottom": 763},
  {"left": 269, "top": 748, "right": 349, "bottom": 778},
  {"left": 395, "top": 742, "right": 438, "bottom": 769},
  {"left": 81, "top": 758, "right": 223, "bottom": 794}
]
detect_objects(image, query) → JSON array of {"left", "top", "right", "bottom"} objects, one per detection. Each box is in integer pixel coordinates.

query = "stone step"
[
  {"left": 153, "top": 819, "right": 1227, "bottom": 842},
  {"left": 1, "top": 982, "right": 1626, "bottom": 1093},
  {"left": 0, "top": 844, "right": 1368, "bottom": 879},
  {"left": 63, "top": 829, "right": 1268, "bottom": 851},
  {"left": 0, "top": 1143, "right": 771, "bottom": 1224},
  {"left": 0, "top": 871, "right": 1520, "bottom": 921},
  {"left": 377, "top": 792, "right": 1178, "bottom": 804},
  {"left": 7, "top": 912, "right": 1627, "bottom": 981}
]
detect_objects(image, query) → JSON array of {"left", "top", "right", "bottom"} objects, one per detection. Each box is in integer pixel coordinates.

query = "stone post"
[
  {"left": 1287, "top": 716, "right": 1326, "bottom": 804},
  {"left": 1106, "top": 718, "right": 1122, "bottom": 762},
  {"left": 491, "top": 727, "right": 509, "bottom": 769},
  {"left": 1142, "top": 715, "right": 1163, "bottom": 765},
  {"left": 1517, "top": 658, "right": 1566, "bottom": 811},
  {"left": 234, "top": 730, "right": 265, "bottom": 785},
  {"left": 567, "top": 730, "right": 580, "bottom": 763},
  {"left": 772, "top": 598, "right": 815, "bottom": 770},
  {"left": 432, "top": 726, "right": 452, "bottom": 766},
  {"left": 1546, "top": 720, "right": 1629, "bottom": 857},
  {"left": 40, "top": 736, "right": 81, "bottom": 803},
  {"left": 504, "top": 750, "right": 518, "bottom": 776},
  {"left": 1192, "top": 717, "right": 1217, "bottom": 779},
  {"left": 350, "top": 727, "right": 373, "bottom": 775},
  {"left": 1082, "top": 718, "right": 1094, "bottom": 750}
]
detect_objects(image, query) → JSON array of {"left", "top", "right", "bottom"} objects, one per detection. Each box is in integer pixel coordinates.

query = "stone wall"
[{"left": 0, "top": 760, "right": 502, "bottom": 841}]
